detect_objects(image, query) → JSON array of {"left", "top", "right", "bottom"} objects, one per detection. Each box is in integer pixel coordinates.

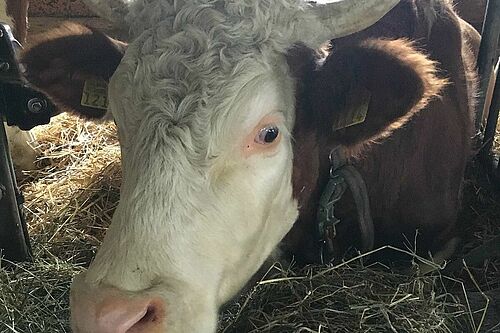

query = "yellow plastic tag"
[
  {"left": 333, "top": 88, "right": 371, "bottom": 130},
  {"left": 81, "top": 79, "right": 108, "bottom": 110}
]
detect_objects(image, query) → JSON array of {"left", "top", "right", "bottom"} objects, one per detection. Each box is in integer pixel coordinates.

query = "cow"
[
  {"left": 20, "top": 0, "right": 478, "bottom": 332},
  {"left": 0, "top": 0, "right": 38, "bottom": 170}
]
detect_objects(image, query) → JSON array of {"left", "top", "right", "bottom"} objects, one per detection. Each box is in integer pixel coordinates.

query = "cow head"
[{"left": 20, "top": 1, "right": 446, "bottom": 332}]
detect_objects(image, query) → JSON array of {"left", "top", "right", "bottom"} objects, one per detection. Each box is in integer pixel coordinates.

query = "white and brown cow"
[{"left": 20, "top": 0, "right": 478, "bottom": 332}]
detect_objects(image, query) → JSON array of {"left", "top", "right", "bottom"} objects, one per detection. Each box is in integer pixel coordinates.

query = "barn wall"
[{"left": 29, "top": 0, "right": 95, "bottom": 17}]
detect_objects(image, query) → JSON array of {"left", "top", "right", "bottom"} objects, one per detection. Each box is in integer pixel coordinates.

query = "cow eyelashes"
[{"left": 255, "top": 125, "right": 280, "bottom": 144}]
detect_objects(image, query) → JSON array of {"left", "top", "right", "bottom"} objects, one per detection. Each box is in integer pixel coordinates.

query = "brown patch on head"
[
  {"left": 281, "top": 43, "right": 325, "bottom": 262},
  {"left": 285, "top": 43, "right": 321, "bottom": 205},
  {"left": 282, "top": 38, "right": 449, "bottom": 263},
  {"left": 21, "top": 22, "right": 127, "bottom": 119}
]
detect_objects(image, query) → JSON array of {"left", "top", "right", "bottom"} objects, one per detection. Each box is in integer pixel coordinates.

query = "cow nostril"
[
  {"left": 127, "top": 300, "right": 164, "bottom": 332},
  {"left": 141, "top": 305, "right": 158, "bottom": 323}
]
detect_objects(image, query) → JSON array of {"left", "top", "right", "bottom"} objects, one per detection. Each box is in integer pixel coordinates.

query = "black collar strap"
[{"left": 317, "top": 146, "right": 374, "bottom": 262}]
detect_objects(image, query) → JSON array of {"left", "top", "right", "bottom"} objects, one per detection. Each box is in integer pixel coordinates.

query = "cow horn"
[{"left": 309, "top": 0, "right": 399, "bottom": 39}]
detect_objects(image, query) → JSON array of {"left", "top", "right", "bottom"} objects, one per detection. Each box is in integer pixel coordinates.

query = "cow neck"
[{"left": 316, "top": 144, "right": 374, "bottom": 263}]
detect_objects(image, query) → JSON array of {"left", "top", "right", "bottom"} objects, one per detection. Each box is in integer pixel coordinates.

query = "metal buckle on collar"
[
  {"left": 318, "top": 173, "right": 347, "bottom": 258},
  {"left": 318, "top": 147, "right": 348, "bottom": 262},
  {"left": 317, "top": 146, "right": 374, "bottom": 263}
]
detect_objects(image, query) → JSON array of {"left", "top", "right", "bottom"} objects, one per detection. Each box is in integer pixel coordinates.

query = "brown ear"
[
  {"left": 311, "top": 39, "right": 446, "bottom": 146},
  {"left": 21, "top": 22, "right": 127, "bottom": 119}
]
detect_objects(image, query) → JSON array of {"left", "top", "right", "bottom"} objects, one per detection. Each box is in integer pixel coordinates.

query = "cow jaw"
[{"left": 72, "top": 66, "right": 299, "bottom": 332}]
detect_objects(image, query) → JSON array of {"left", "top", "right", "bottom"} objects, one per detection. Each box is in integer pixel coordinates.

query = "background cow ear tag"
[
  {"left": 81, "top": 78, "right": 108, "bottom": 110},
  {"left": 332, "top": 87, "right": 371, "bottom": 131}
]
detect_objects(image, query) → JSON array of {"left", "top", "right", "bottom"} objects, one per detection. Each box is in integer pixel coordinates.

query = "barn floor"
[{"left": 0, "top": 16, "right": 498, "bottom": 333}]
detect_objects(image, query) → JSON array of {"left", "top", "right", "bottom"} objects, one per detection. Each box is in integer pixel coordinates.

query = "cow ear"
[
  {"left": 21, "top": 23, "right": 127, "bottom": 119},
  {"left": 312, "top": 39, "right": 447, "bottom": 146}
]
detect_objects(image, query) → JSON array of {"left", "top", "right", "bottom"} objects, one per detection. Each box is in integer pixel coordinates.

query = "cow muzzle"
[{"left": 70, "top": 274, "right": 166, "bottom": 333}]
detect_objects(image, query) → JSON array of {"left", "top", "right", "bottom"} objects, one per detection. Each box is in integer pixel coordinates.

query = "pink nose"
[{"left": 70, "top": 284, "right": 166, "bottom": 333}]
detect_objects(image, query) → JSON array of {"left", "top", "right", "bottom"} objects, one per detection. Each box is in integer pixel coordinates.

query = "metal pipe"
[
  {"left": 0, "top": 121, "right": 32, "bottom": 262},
  {"left": 495, "top": 154, "right": 499, "bottom": 182},
  {"left": 480, "top": 66, "right": 500, "bottom": 160},
  {"left": 474, "top": 0, "right": 500, "bottom": 132}
]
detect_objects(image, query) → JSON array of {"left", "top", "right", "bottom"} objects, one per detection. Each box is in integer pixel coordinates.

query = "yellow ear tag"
[
  {"left": 81, "top": 79, "right": 108, "bottom": 110},
  {"left": 333, "top": 88, "right": 371, "bottom": 130}
]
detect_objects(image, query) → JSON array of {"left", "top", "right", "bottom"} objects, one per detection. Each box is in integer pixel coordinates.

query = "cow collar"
[{"left": 317, "top": 146, "right": 374, "bottom": 263}]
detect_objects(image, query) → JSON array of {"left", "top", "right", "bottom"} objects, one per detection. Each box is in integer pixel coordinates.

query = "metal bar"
[
  {"left": 480, "top": 66, "right": 500, "bottom": 160},
  {"left": 0, "top": 120, "right": 31, "bottom": 262},
  {"left": 495, "top": 154, "right": 499, "bottom": 182},
  {"left": 474, "top": 0, "right": 500, "bottom": 132}
]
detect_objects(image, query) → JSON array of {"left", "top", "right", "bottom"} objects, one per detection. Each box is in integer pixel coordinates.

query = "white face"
[{"left": 71, "top": 51, "right": 300, "bottom": 332}]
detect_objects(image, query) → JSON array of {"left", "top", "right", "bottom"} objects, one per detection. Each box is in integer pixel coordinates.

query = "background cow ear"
[
  {"left": 21, "top": 23, "right": 127, "bottom": 119},
  {"left": 311, "top": 39, "right": 447, "bottom": 146}
]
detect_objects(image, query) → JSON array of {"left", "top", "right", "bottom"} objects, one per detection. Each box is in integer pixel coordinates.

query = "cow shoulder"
[
  {"left": 311, "top": 38, "right": 447, "bottom": 146},
  {"left": 21, "top": 22, "right": 126, "bottom": 119}
]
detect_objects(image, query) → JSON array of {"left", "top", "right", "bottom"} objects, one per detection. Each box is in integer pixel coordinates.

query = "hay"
[
  {"left": 219, "top": 260, "right": 472, "bottom": 333},
  {"left": 0, "top": 112, "right": 498, "bottom": 333},
  {"left": 1, "top": 113, "right": 120, "bottom": 332},
  {"left": 22, "top": 113, "right": 121, "bottom": 265}
]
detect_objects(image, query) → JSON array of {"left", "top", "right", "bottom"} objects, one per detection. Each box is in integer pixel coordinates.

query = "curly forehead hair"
[
  {"left": 113, "top": 0, "right": 306, "bottom": 129},
  {"left": 126, "top": 0, "right": 310, "bottom": 40}
]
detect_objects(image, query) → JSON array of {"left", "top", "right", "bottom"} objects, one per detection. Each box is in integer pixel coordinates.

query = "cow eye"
[{"left": 255, "top": 125, "right": 280, "bottom": 144}]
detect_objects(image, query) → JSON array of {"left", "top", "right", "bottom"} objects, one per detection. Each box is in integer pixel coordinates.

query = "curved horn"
[{"left": 308, "top": 0, "right": 399, "bottom": 40}]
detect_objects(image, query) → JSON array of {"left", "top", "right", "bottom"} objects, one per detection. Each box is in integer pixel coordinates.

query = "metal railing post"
[
  {"left": 0, "top": 120, "right": 32, "bottom": 262},
  {"left": 480, "top": 66, "right": 500, "bottom": 161},
  {"left": 475, "top": 0, "right": 500, "bottom": 132}
]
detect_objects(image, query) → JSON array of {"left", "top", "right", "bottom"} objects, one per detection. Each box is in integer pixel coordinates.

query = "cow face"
[
  {"left": 77, "top": 47, "right": 301, "bottom": 333},
  {"left": 21, "top": 1, "right": 403, "bottom": 332}
]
